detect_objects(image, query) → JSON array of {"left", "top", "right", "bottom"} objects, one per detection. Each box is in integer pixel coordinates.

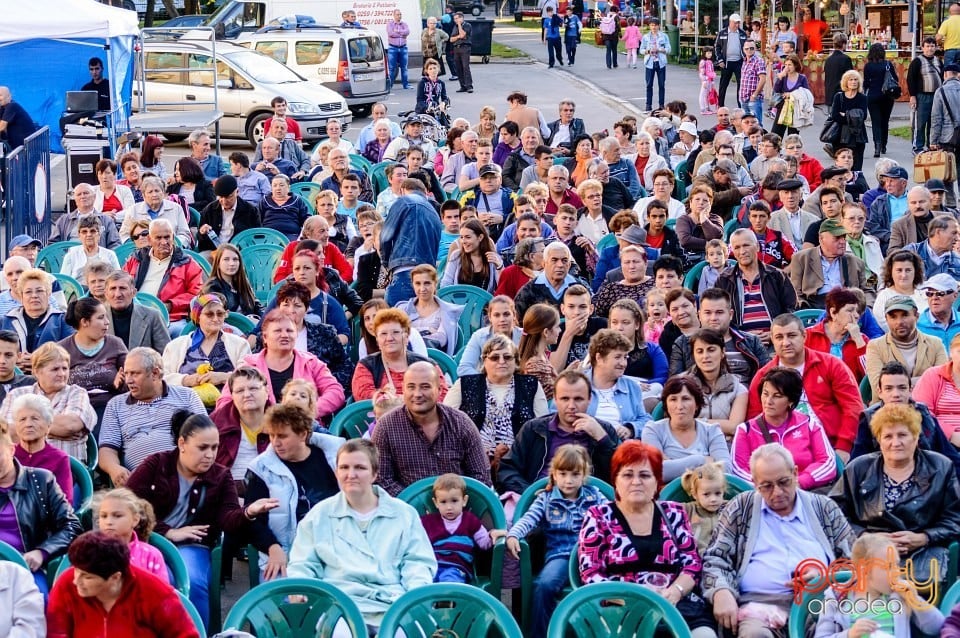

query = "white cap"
[
  {"left": 730, "top": 13, "right": 742, "bottom": 22},
  {"left": 678, "top": 122, "right": 698, "bottom": 136}
]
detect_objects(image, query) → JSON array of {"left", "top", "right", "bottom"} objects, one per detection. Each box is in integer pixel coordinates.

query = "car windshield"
[{"left": 224, "top": 50, "right": 304, "bottom": 83}]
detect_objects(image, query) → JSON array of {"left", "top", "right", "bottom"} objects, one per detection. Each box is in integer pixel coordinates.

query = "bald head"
[
  {"left": 403, "top": 361, "right": 441, "bottom": 416},
  {"left": 0, "top": 87, "right": 11, "bottom": 106},
  {"left": 951, "top": 2, "right": 960, "bottom": 15}
]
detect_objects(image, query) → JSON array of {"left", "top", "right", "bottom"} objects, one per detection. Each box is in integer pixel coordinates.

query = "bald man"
[{"left": 0, "top": 87, "right": 38, "bottom": 151}]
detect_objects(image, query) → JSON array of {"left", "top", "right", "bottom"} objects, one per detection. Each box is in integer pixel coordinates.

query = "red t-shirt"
[
  {"left": 285, "top": 116, "right": 302, "bottom": 141},
  {"left": 274, "top": 241, "right": 354, "bottom": 284},
  {"left": 646, "top": 232, "right": 665, "bottom": 249},
  {"left": 101, "top": 191, "right": 123, "bottom": 213}
]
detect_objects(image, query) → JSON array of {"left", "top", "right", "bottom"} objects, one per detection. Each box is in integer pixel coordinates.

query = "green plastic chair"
[
  {"left": 36, "top": 241, "right": 80, "bottom": 273},
  {"left": 397, "top": 477, "right": 507, "bottom": 599},
  {"left": 241, "top": 245, "right": 284, "bottom": 305},
  {"left": 0, "top": 539, "right": 28, "bottom": 569},
  {"left": 114, "top": 241, "right": 139, "bottom": 267},
  {"left": 230, "top": 227, "right": 289, "bottom": 252},
  {"left": 290, "top": 183, "right": 322, "bottom": 214},
  {"left": 149, "top": 532, "right": 191, "bottom": 596},
  {"left": 438, "top": 284, "right": 493, "bottom": 339},
  {"left": 210, "top": 543, "right": 224, "bottom": 633},
  {"left": 328, "top": 400, "right": 374, "bottom": 439},
  {"left": 651, "top": 402, "right": 665, "bottom": 420},
  {"left": 369, "top": 161, "right": 392, "bottom": 197},
  {"left": 225, "top": 312, "right": 257, "bottom": 335},
  {"left": 179, "top": 591, "right": 207, "bottom": 638},
  {"left": 665, "top": 218, "right": 676, "bottom": 229},
  {"left": 796, "top": 308, "right": 824, "bottom": 328},
  {"left": 682, "top": 259, "right": 735, "bottom": 291},
  {"left": 426, "top": 348, "right": 458, "bottom": 384},
  {"left": 941, "top": 578, "right": 960, "bottom": 613},
  {"left": 183, "top": 249, "right": 212, "bottom": 277},
  {"left": 859, "top": 375, "right": 873, "bottom": 406},
  {"left": 223, "top": 577, "right": 368, "bottom": 637},
  {"left": 85, "top": 434, "right": 98, "bottom": 473},
  {"left": 547, "top": 581, "right": 693, "bottom": 638},
  {"left": 788, "top": 571, "right": 852, "bottom": 638},
  {"left": 54, "top": 273, "right": 85, "bottom": 305},
  {"left": 568, "top": 549, "right": 583, "bottom": 589},
  {"left": 658, "top": 474, "right": 754, "bottom": 502},
  {"left": 134, "top": 292, "right": 170, "bottom": 325},
  {"left": 188, "top": 207, "right": 201, "bottom": 228},
  {"left": 378, "top": 583, "right": 522, "bottom": 638},
  {"left": 70, "top": 456, "right": 93, "bottom": 518},
  {"left": 723, "top": 218, "right": 741, "bottom": 241},
  {"left": 349, "top": 153, "right": 373, "bottom": 174},
  {"left": 596, "top": 232, "right": 617, "bottom": 252}
]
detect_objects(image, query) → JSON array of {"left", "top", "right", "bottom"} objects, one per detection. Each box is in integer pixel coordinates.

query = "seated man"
[
  {"left": 514, "top": 241, "right": 583, "bottom": 318},
  {"left": 788, "top": 218, "right": 872, "bottom": 310},
  {"left": 917, "top": 274, "right": 960, "bottom": 352},
  {"left": 550, "top": 284, "right": 607, "bottom": 370},
  {"left": 197, "top": 174, "right": 262, "bottom": 253},
  {"left": 321, "top": 149, "right": 375, "bottom": 203},
  {"left": 253, "top": 117, "right": 310, "bottom": 179},
  {"left": 865, "top": 295, "right": 947, "bottom": 395},
  {"left": 253, "top": 137, "right": 298, "bottom": 181},
  {"left": 903, "top": 214, "right": 960, "bottom": 281},
  {"left": 103, "top": 270, "right": 170, "bottom": 353},
  {"left": 703, "top": 443, "right": 856, "bottom": 638},
  {"left": 48, "top": 183, "right": 121, "bottom": 247},
  {"left": 0, "top": 329, "right": 33, "bottom": 403}
]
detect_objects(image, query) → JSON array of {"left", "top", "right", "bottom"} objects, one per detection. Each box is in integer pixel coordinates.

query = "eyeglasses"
[
  {"left": 135, "top": 231, "right": 150, "bottom": 239},
  {"left": 756, "top": 476, "right": 794, "bottom": 494},
  {"left": 486, "top": 353, "right": 515, "bottom": 362},
  {"left": 925, "top": 290, "right": 955, "bottom": 298}
]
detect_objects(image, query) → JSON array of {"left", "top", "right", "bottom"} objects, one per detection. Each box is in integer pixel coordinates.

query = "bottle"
[{"left": 206, "top": 229, "right": 222, "bottom": 248}]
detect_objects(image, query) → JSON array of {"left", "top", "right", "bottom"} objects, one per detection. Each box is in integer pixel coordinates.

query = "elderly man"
[
  {"left": 320, "top": 148, "right": 374, "bottom": 203},
  {"left": 546, "top": 99, "right": 586, "bottom": 155},
  {"left": 254, "top": 118, "right": 310, "bottom": 179},
  {"left": 768, "top": 178, "right": 818, "bottom": 255},
  {"left": 749, "top": 313, "right": 863, "bottom": 458},
  {"left": 123, "top": 219, "right": 204, "bottom": 329},
  {"left": 633, "top": 169, "right": 685, "bottom": 222},
  {"left": 889, "top": 185, "right": 936, "bottom": 252},
  {"left": 903, "top": 214, "right": 960, "bottom": 280},
  {"left": 371, "top": 361, "right": 490, "bottom": 496},
  {"left": 254, "top": 137, "right": 297, "bottom": 181},
  {"left": 48, "top": 183, "right": 121, "bottom": 247},
  {"left": 703, "top": 443, "right": 856, "bottom": 637},
  {"left": 599, "top": 137, "right": 642, "bottom": 200},
  {"left": 98, "top": 347, "right": 206, "bottom": 486},
  {"left": 497, "top": 370, "right": 619, "bottom": 493},
  {"left": 502, "top": 126, "right": 541, "bottom": 191},
  {"left": 865, "top": 295, "right": 947, "bottom": 395},
  {"left": 788, "top": 218, "right": 872, "bottom": 310},
  {"left": 918, "top": 273, "right": 960, "bottom": 351},
  {"left": 544, "top": 165, "right": 583, "bottom": 215},
  {"left": 103, "top": 270, "right": 170, "bottom": 352},
  {"left": 588, "top": 158, "right": 635, "bottom": 211},
  {"left": 515, "top": 241, "right": 582, "bottom": 317},
  {"left": 928, "top": 178, "right": 960, "bottom": 216},
  {"left": 866, "top": 165, "right": 910, "bottom": 253},
  {"left": 273, "top": 215, "right": 353, "bottom": 283},
  {"left": 197, "top": 174, "right": 262, "bottom": 252},
  {"left": 186, "top": 129, "right": 226, "bottom": 181},
  {"left": 356, "top": 102, "right": 403, "bottom": 151},
  {"left": 0, "top": 86, "right": 39, "bottom": 151},
  {"left": 440, "top": 129, "right": 478, "bottom": 193},
  {"left": 384, "top": 115, "right": 437, "bottom": 162}
]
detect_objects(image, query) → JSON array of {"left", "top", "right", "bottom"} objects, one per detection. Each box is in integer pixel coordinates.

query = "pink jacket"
[
  {"left": 222, "top": 350, "right": 345, "bottom": 418},
  {"left": 622, "top": 25, "right": 641, "bottom": 49},
  {"left": 913, "top": 362, "right": 960, "bottom": 437},
  {"left": 730, "top": 412, "right": 837, "bottom": 490},
  {"left": 129, "top": 536, "right": 170, "bottom": 584}
]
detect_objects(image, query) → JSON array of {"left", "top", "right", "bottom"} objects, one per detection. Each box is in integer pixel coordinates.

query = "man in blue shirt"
[
  {"left": 918, "top": 273, "right": 960, "bottom": 352},
  {"left": 542, "top": 6, "right": 564, "bottom": 68},
  {"left": 186, "top": 129, "right": 227, "bottom": 181},
  {"left": 0, "top": 87, "right": 38, "bottom": 151}
]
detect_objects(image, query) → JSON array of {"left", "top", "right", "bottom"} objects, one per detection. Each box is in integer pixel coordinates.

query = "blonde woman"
[
  {"left": 473, "top": 106, "right": 499, "bottom": 145},
  {"left": 830, "top": 69, "right": 869, "bottom": 171}
]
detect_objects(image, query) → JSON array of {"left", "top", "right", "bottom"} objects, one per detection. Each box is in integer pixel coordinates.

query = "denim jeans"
[
  {"left": 179, "top": 544, "right": 211, "bottom": 630},
  {"left": 947, "top": 48, "right": 960, "bottom": 68},
  {"left": 743, "top": 97, "right": 764, "bottom": 127},
  {"left": 435, "top": 565, "right": 470, "bottom": 583},
  {"left": 564, "top": 37, "right": 578, "bottom": 64},
  {"left": 645, "top": 63, "right": 666, "bottom": 110},
  {"left": 915, "top": 92, "right": 935, "bottom": 151},
  {"left": 388, "top": 45, "right": 409, "bottom": 89},
  {"left": 532, "top": 556, "right": 570, "bottom": 636},
  {"left": 605, "top": 39, "right": 618, "bottom": 68},
  {"left": 385, "top": 269, "right": 415, "bottom": 306}
]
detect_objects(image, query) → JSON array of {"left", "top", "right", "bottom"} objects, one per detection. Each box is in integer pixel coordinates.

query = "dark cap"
[
  {"left": 648, "top": 17, "right": 660, "bottom": 24},
  {"left": 777, "top": 178, "right": 804, "bottom": 191},
  {"left": 946, "top": 63, "right": 960, "bottom": 74},
  {"left": 881, "top": 166, "right": 909, "bottom": 180},
  {"left": 926, "top": 178, "right": 948, "bottom": 193},
  {"left": 479, "top": 164, "right": 502, "bottom": 177},
  {"left": 819, "top": 218, "right": 847, "bottom": 237},
  {"left": 820, "top": 166, "right": 848, "bottom": 181},
  {"left": 713, "top": 159, "right": 739, "bottom": 175},
  {"left": 213, "top": 175, "right": 238, "bottom": 197},
  {"left": 403, "top": 114, "right": 425, "bottom": 126}
]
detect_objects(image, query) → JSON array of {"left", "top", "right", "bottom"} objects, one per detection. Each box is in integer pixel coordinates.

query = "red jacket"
[
  {"left": 804, "top": 321, "right": 868, "bottom": 382},
  {"left": 123, "top": 247, "right": 203, "bottom": 321},
  {"left": 747, "top": 347, "right": 861, "bottom": 452},
  {"left": 274, "top": 240, "right": 353, "bottom": 284},
  {"left": 798, "top": 153, "right": 824, "bottom": 190},
  {"left": 47, "top": 565, "right": 199, "bottom": 638}
]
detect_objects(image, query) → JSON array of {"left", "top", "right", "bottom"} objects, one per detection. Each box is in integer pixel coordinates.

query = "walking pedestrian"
[
  {"left": 622, "top": 17, "right": 641, "bottom": 69},
  {"left": 563, "top": 6, "right": 582, "bottom": 66},
  {"left": 714, "top": 14, "right": 748, "bottom": 107},
  {"left": 824, "top": 33, "right": 854, "bottom": 105},
  {"left": 832, "top": 70, "right": 869, "bottom": 172},
  {"left": 738, "top": 40, "right": 767, "bottom": 126},
  {"left": 599, "top": 6, "right": 621, "bottom": 70},
  {"left": 387, "top": 10, "right": 411, "bottom": 90},
  {"left": 542, "top": 6, "right": 564, "bottom": 68},
  {"left": 450, "top": 12, "right": 474, "bottom": 93},
  {"left": 908, "top": 36, "right": 943, "bottom": 153},
  {"left": 863, "top": 43, "right": 896, "bottom": 157},
  {"left": 930, "top": 64, "right": 960, "bottom": 206},
  {"left": 640, "top": 18, "right": 670, "bottom": 113}
]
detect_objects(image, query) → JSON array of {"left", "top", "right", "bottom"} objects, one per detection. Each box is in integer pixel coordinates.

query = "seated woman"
[
  {"left": 12, "top": 394, "right": 72, "bottom": 502},
  {"left": 361, "top": 119, "right": 395, "bottom": 163},
  {"left": 59, "top": 297, "right": 128, "bottom": 419},
  {"left": 0, "top": 561, "right": 44, "bottom": 637},
  {"left": 444, "top": 335, "right": 548, "bottom": 470},
  {"left": 583, "top": 329, "right": 651, "bottom": 440},
  {"left": 93, "top": 159, "right": 136, "bottom": 221},
  {"left": 201, "top": 244, "right": 262, "bottom": 317},
  {"left": 911, "top": 332, "right": 960, "bottom": 447},
  {"left": 607, "top": 299, "right": 668, "bottom": 410},
  {"left": 805, "top": 287, "right": 869, "bottom": 382},
  {"left": 167, "top": 157, "right": 215, "bottom": 214},
  {"left": 831, "top": 403, "right": 960, "bottom": 583},
  {"left": 287, "top": 439, "right": 435, "bottom": 633},
  {"left": 731, "top": 367, "right": 837, "bottom": 491},
  {"left": 60, "top": 215, "right": 120, "bottom": 279},
  {"left": 95, "top": 487, "right": 170, "bottom": 583},
  {"left": 288, "top": 242, "right": 363, "bottom": 319},
  {"left": 517, "top": 303, "right": 561, "bottom": 402},
  {"left": 259, "top": 175, "right": 310, "bottom": 241},
  {"left": 394, "top": 264, "right": 464, "bottom": 356},
  {"left": 314, "top": 190, "right": 357, "bottom": 255},
  {"left": 495, "top": 237, "right": 543, "bottom": 300},
  {"left": 46, "top": 531, "right": 199, "bottom": 637},
  {"left": 0, "top": 342, "right": 97, "bottom": 465},
  {"left": 127, "top": 411, "right": 278, "bottom": 628},
  {"left": 456, "top": 295, "right": 523, "bottom": 377},
  {"left": 128, "top": 219, "right": 152, "bottom": 252},
  {"left": 440, "top": 219, "right": 502, "bottom": 295},
  {"left": 351, "top": 308, "right": 448, "bottom": 402},
  {"left": 0, "top": 427, "right": 81, "bottom": 593},
  {"left": 81, "top": 260, "right": 112, "bottom": 304},
  {"left": 246, "top": 404, "right": 344, "bottom": 581},
  {"left": 578, "top": 440, "right": 717, "bottom": 638},
  {"left": 224, "top": 310, "right": 344, "bottom": 419},
  {"left": 358, "top": 298, "right": 427, "bottom": 360},
  {"left": 681, "top": 328, "right": 748, "bottom": 439},
  {"left": 1, "top": 268, "right": 75, "bottom": 368},
  {"left": 212, "top": 367, "right": 271, "bottom": 489},
  {"left": 593, "top": 246, "right": 656, "bottom": 319},
  {"left": 640, "top": 376, "right": 731, "bottom": 482}
]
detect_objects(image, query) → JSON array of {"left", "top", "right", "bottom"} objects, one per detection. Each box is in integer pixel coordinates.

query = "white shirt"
[
  {"left": 60, "top": 245, "right": 121, "bottom": 280},
  {"left": 140, "top": 254, "right": 171, "bottom": 297},
  {"left": 576, "top": 212, "right": 609, "bottom": 245},
  {"left": 593, "top": 386, "right": 621, "bottom": 425},
  {"left": 552, "top": 123, "right": 572, "bottom": 147},
  {"left": 634, "top": 196, "right": 686, "bottom": 222},
  {"left": 220, "top": 207, "right": 236, "bottom": 242},
  {"left": 232, "top": 436, "right": 259, "bottom": 481}
]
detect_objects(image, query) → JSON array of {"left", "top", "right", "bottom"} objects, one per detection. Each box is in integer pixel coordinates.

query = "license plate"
[{"left": 354, "top": 75, "right": 373, "bottom": 82}]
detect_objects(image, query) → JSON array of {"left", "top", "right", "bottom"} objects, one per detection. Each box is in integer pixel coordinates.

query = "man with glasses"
[
  {"left": 749, "top": 133, "right": 782, "bottom": 183},
  {"left": 738, "top": 41, "right": 767, "bottom": 126},
  {"left": 928, "top": 178, "right": 960, "bottom": 216},
  {"left": 703, "top": 443, "right": 856, "bottom": 637},
  {"left": 546, "top": 100, "right": 586, "bottom": 156},
  {"left": 49, "top": 183, "right": 121, "bottom": 248},
  {"left": 918, "top": 273, "right": 960, "bottom": 351}
]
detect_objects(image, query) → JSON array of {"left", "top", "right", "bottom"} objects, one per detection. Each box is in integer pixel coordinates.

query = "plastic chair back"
[
  {"left": 682, "top": 259, "right": 734, "bottom": 291},
  {"left": 85, "top": 434, "right": 99, "bottom": 472},
  {"left": 70, "top": 456, "right": 93, "bottom": 516},
  {"left": 37, "top": 241, "right": 80, "bottom": 273},
  {"left": 658, "top": 474, "right": 753, "bottom": 503},
  {"left": 223, "top": 577, "right": 368, "bottom": 637},
  {"left": 225, "top": 312, "right": 257, "bottom": 335},
  {"left": 188, "top": 207, "right": 201, "bottom": 228},
  {"left": 149, "top": 532, "right": 191, "bottom": 595},
  {"left": 369, "top": 161, "right": 392, "bottom": 196},
  {"left": 941, "top": 578, "right": 960, "bottom": 613},
  {"left": 547, "top": 581, "right": 693, "bottom": 638},
  {"left": 54, "top": 273, "right": 85, "bottom": 305},
  {"left": 349, "top": 154, "right": 372, "bottom": 174},
  {"left": 437, "top": 284, "right": 492, "bottom": 338},
  {"left": 114, "top": 241, "right": 139, "bottom": 267},
  {"left": 796, "top": 308, "right": 824, "bottom": 328},
  {"left": 650, "top": 402, "right": 665, "bottom": 420},
  {"left": 788, "top": 571, "right": 852, "bottom": 638},
  {"left": 596, "top": 233, "right": 617, "bottom": 252},
  {"left": 230, "top": 228, "right": 289, "bottom": 252},
  {"left": 290, "top": 183, "right": 322, "bottom": 214},
  {"left": 568, "top": 550, "right": 583, "bottom": 589},
  {"left": 328, "top": 400, "right": 375, "bottom": 439},
  {"left": 179, "top": 591, "right": 207, "bottom": 638},
  {"left": 426, "top": 348, "right": 458, "bottom": 384},
  {"left": 0, "top": 539, "right": 27, "bottom": 568},
  {"left": 859, "top": 375, "right": 872, "bottom": 406},
  {"left": 378, "top": 583, "right": 522, "bottom": 638},
  {"left": 135, "top": 292, "right": 170, "bottom": 325},
  {"left": 183, "top": 249, "right": 212, "bottom": 277},
  {"left": 241, "top": 245, "right": 284, "bottom": 305}
]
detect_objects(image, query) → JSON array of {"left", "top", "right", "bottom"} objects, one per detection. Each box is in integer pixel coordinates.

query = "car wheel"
[
  {"left": 247, "top": 113, "right": 272, "bottom": 148},
  {"left": 350, "top": 104, "right": 372, "bottom": 118},
  {"left": 472, "top": 6, "right": 482, "bottom": 15},
  {"left": 163, "top": 133, "right": 188, "bottom": 143}
]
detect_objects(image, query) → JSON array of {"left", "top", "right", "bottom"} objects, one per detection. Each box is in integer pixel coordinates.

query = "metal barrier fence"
[{"left": 1, "top": 127, "right": 51, "bottom": 260}]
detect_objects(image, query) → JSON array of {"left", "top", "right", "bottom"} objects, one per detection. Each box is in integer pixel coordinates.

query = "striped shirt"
[
  {"left": 1, "top": 383, "right": 96, "bottom": 463},
  {"left": 740, "top": 275, "right": 772, "bottom": 339},
  {"left": 99, "top": 383, "right": 206, "bottom": 471}
]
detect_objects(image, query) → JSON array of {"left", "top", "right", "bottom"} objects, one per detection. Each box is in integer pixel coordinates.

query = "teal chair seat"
[
  {"left": 795, "top": 308, "right": 824, "bottom": 328},
  {"left": 426, "top": 348, "right": 458, "bottom": 384},
  {"left": 547, "top": 581, "right": 693, "bottom": 638},
  {"left": 658, "top": 473, "right": 753, "bottom": 502},
  {"left": 378, "top": 583, "right": 522, "bottom": 638},
  {"left": 53, "top": 273, "right": 85, "bottom": 305},
  {"left": 437, "top": 284, "right": 493, "bottom": 345},
  {"left": 37, "top": 241, "right": 80, "bottom": 273},
  {"left": 682, "top": 259, "right": 735, "bottom": 291},
  {"left": 0, "top": 539, "right": 28, "bottom": 569},
  {"left": 183, "top": 249, "right": 212, "bottom": 277},
  {"left": 69, "top": 457, "right": 93, "bottom": 518},
  {"left": 241, "top": 245, "right": 284, "bottom": 306},
  {"left": 230, "top": 228, "right": 289, "bottom": 252},
  {"left": 328, "top": 400, "right": 375, "bottom": 439},
  {"left": 134, "top": 292, "right": 170, "bottom": 325}
]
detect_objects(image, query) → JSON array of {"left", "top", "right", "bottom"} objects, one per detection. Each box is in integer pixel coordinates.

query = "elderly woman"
[
  {"left": 592, "top": 245, "right": 655, "bottom": 318},
  {"left": 59, "top": 297, "right": 127, "bottom": 415},
  {"left": 46, "top": 531, "right": 198, "bottom": 637},
  {"left": 0, "top": 342, "right": 96, "bottom": 464},
  {"left": 806, "top": 287, "right": 869, "bottom": 382},
  {"left": 1, "top": 269, "right": 74, "bottom": 362},
  {"left": 12, "top": 394, "right": 72, "bottom": 501},
  {"left": 357, "top": 298, "right": 428, "bottom": 360},
  {"left": 640, "top": 376, "right": 731, "bottom": 482},
  {"left": 212, "top": 367, "right": 271, "bottom": 486},
  {"left": 913, "top": 332, "right": 960, "bottom": 447},
  {"left": 578, "top": 441, "right": 717, "bottom": 638},
  {"left": 362, "top": 119, "right": 394, "bottom": 163},
  {"left": 495, "top": 237, "right": 543, "bottom": 300},
  {"left": 840, "top": 202, "right": 882, "bottom": 287},
  {"left": 444, "top": 334, "right": 548, "bottom": 468},
  {"left": 167, "top": 156, "right": 215, "bottom": 212},
  {"left": 395, "top": 264, "right": 464, "bottom": 356},
  {"left": 677, "top": 184, "right": 724, "bottom": 261},
  {"left": 831, "top": 403, "right": 960, "bottom": 582},
  {"left": 93, "top": 159, "right": 135, "bottom": 221},
  {"left": 60, "top": 215, "right": 120, "bottom": 278},
  {"left": 635, "top": 131, "right": 669, "bottom": 191},
  {"left": 120, "top": 175, "right": 193, "bottom": 247},
  {"left": 682, "top": 328, "right": 748, "bottom": 439},
  {"left": 0, "top": 427, "right": 81, "bottom": 593},
  {"left": 260, "top": 174, "right": 311, "bottom": 241},
  {"left": 732, "top": 367, "right": 837, "bottom": 490},
  {"left": 583, "top": 329, "right": 652, "bottom": 441},
  {"left": 127, "top": 411, "right": 278, "bottom": 628},
  {"left": 873, "top": 250, "right": 927, "bottom": 332},
  {"left": 225, "top": 310, "right": 344, "bottom": 418},
  {"left": 287, "top": 439, "right": 436, "bottom": 632},
  {"left": 162, "top": 293, "right": 251, "bottom": 393},
  {"left": 457, "top": 295, "right": 523, "bottom": 376},
  {"left": 129, "top": 219, "right": 152, "bottom": 251},
  {"left": 352, "top": 308, "right": 448, "bottom": 402},
  {"left": 247, "top": 404, "right": 344, "bottom": 581},
  {"left": 574, "top": 178, "right": 611, "bottom": 245}
]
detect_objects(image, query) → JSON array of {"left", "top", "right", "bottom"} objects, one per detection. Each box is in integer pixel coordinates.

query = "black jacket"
[
  {"left": 7, "top": 460, "right": 82, "bottom": 564},
  {"left": 496, "top": 414, "right": 619, "bottom": 494},
  {"left": 601, "top": 177, "right": 635, "bottom": 211},
  {"left": 502, "top": 149, "right": 533, "bottom": 192},
  {"left": 824, "top": 50, "right": 854, "bottom": 102},
  {"left": 202, "top": 276, "right": 262, "bottom": 317},
  {"left": 167, "top": 179, "right": 215, "bottom": 214},
  {"left": 356, "top": 351, "right": 431, "bottom": 389},
  {"left": 643, "top": 225, "right": 684, "bottom": 260},
  {"left": 715, "top": 262, "right": 798, "bottom": 327},
  {"left": 197, "top": 197, "right": 262, "bottom": 252},
  {"left": 324, "top": 267, "right": 363, "bottom": 316},
  {"left": 354, "top": 251, "right": 382, "bottom": 302},
  {"left": 459, "top": 374, "right": 540, "bottom": 439},
  {"left": 546, "top": 118, "right": 587, "bottom": 150},
  {"left": 668, "top": 328, "right": 771, "bottom": 384},
  {"left": 713, "top": 27, "right": 748, "bottom": 64}
]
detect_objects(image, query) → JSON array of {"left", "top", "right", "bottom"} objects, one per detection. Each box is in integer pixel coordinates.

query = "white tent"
[{"left": 0, "top": 0, "right": 140, "bottom": 152}]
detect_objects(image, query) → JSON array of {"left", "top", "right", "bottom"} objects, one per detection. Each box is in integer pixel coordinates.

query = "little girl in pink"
[
  {"left": 699, "top": 47, "right": 717, "bottom": 114},
  {"left": 622, "top": 17, "right": 641, "bottom": 69}
]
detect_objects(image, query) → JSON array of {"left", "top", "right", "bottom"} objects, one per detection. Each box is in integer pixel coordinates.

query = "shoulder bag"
[{"left": 882, "top": 62, "right": 902, "bottom": 99}]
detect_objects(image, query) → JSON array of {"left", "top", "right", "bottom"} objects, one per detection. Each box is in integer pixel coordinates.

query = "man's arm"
[{"left": 370, "top": 420, "right": 404, "bottom": 496}]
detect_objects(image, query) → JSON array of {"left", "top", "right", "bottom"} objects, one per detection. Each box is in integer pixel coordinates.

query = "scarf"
[{"left": 571, "top": 156, "right": 591, "bottom": 185}]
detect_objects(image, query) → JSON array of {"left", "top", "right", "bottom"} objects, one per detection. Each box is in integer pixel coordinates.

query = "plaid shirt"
[
  {"left": 739, "top": 53, "right": 767, "bottom": 103},
  {"left": 1, "top": 383, "right": 97, "bottom": 463},
  {"left": 371, "top": 403, "right": 492, "bottom": 496}
]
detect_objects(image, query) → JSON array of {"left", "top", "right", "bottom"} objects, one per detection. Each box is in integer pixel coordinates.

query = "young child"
[
  {"left": 622, "top": 17, "right": 641, "bottom": 69},
  {"left": 698, "top": 48, "right": 717, "bottom": 115},
  {"left": 505, "top": 445, "right": 608, "bottom": 637},
  {"left": 813, "top": 533, "right": 945, "bottom": 638},
  {"left": 679, "top": 462, "right": 726, "bottom": 555},
  {"left": 421, "top": 474, "right": 506, "bottom": 583},
  {"left": 281, "top": 379, "right": 328, "bottom": 434},
  {"left": 95, "top": 488, "right": 170, "bottom": 584},
  {"left": 460, "top": 205, "right": 478, "bottom": 223},
  {"left": 643, "top": 288, "right": 668, "bottom": 344},
  {"left": 697, "top": 239, "right": 728, "bottom": 296}
]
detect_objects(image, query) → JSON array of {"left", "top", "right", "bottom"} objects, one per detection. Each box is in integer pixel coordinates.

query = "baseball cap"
[
  {"left": 713, "top": 159, "right": 739, "bottom": 175},
  {"left": 919, "top": 273, "right": 959, "bottom": 293},
  {"left": 478, "top": 164, "right": 502, "bottom": 177},
  {"left": 403, "top": 115, "right": 425, "bottom": 126},
  {"left": 730, "top": 13, "right": 742, "bottom": 22},
  {"left": 213, "top": 174, "right": 238, "bottom": 197},
  {"left": 620, "top": 224, "right": 648, "bottom": 245},
  {"left": 884, "top": 295, "right": 918, "bottom": 315},
  {"left": 678, "top": 122, "right": 698, "bottom": 137},
  {"left": 818, "top": 218, "right": 847, "bottom": 237},
  {"left": 881, "top": 166, "right": 909, "bottom": 180},
  {"left": 926, "top": 178, "right": 948, "bottom": 193},
  {"left": 777, "top": 178, "right": 804, "bottom": 191},
  {"left": 9, "top": 234, "right": 41, "bottom": 249}
]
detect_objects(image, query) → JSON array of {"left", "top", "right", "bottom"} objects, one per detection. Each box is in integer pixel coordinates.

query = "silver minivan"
[{"left": 135, "top": 38, "right": 352, "bottom": 145}]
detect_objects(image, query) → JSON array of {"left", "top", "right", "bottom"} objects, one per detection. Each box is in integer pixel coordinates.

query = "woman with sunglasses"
[{"left": 129, "top": 221, "right": 152, "bottom": 250}]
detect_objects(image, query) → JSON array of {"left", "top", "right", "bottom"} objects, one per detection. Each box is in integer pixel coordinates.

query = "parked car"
[
  {"left": 135, "top": 36, "right": 351, "bottom": 146},
  {"left": 162, "top": 14, "right": 209, "bottom": 28},
  {"left": 236, "top": 20, "right": 389, "bottom": 118}
]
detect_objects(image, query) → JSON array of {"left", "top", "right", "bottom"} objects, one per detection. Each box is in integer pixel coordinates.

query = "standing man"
[
  {"left": 824, "top": 34, "right": 854, "bottom": 106},
  {"left": 931, "top": 63, "right": 960, "bottom": 207},
  {"left": 563, "top": 6, "right": 582, "bottom": 66},
  {"left": 938, "top": 2, "right": 960, "bottom": 68},
  {"left": 542, "top": 6, "right": 564, "bottom": 68},
  {"left": 380, "top": 191, "right": 442, "bottom": 305},
  {"left": 270, "top": 96, "right": 301, "bottom": 142},
  {"left": 908, "top": 37, "right": 944, "bottom": 154},
  {"left": 450, "top": 12, "right": 474, "bottom": 94},
  {"left": 639, "top": 18, "right": 671, "bottom": 114},
  {"left": 81, "top": 57, "right": 111, "bottom": 111},
  {"left": 714, "top": 14, "right": 748, "bottom": 108},
  {"left": 387, "top": 9, "right": 411, "bottom": 91},
  {"left": 738, "top": 40, "right": 767, "bottom": 126},
  {"left": 0, "top": 87, "right": 38, "bottom": 151}
]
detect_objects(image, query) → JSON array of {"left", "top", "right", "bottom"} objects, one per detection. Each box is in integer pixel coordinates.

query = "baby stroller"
[{"left": 398, "top": 110, "right": 450, "bottom": 147}]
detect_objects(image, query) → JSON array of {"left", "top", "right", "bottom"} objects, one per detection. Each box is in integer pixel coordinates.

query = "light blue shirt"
[
  {"left": 639, "top": 31, "right": 671, "bottom": 68},
  {"left": 533, "top": 271, "right": 578, "bottom": 300},
  {"left": 918, "top": 307, "right": 960, "bottom": 354},
  {"left": 889, "top": 193, "right": 909, "bottom": 222},
  {"left": 738, "top": 498, "right": 829, "bottom": 596},
  {"left": 817, "top": 253, "right": 843, "bottom": 294},
  {"left": 456, "top": 326, "right": 524, "bottom": 376}
]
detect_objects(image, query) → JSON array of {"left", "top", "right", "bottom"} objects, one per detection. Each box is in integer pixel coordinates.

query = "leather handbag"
[
  {"left": 819, "top": 115, "right": 841, "bottom": 144},
  {"left": 594, "top": 29, "right": 603, "bottom": 45},
  {"left": 914, "top": 150, "right": 957, "bottom": 183},
  {"left": 882, "top": 62, "right": 902, "bottom": 99}
]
